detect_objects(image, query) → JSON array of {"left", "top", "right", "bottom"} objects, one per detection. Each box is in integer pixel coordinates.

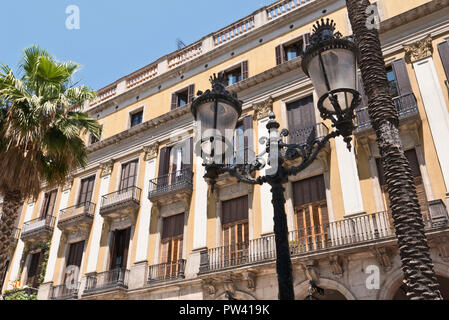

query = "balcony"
[
  {"left": 50, "top": 283, "right": 79, "bottom": 300},
  {"left": 83, "top": 269, "right": 129, "bottom": 296},
  {"left": 100, "top": 186, "right": 141, "bottom": 219},
  {"left": 21, "top": 216, "right": 56, "bottom": 243},
  {"left": 199, "top": 209, "right": 449, "bottom": 273},
  {"left": 355, "top": 93, "right": 419, "bottom": 135},
  {"left": 147, "top": 260, "right": 186, "bottom": 285},
  {"left": 148, "top": 169, "right": 193, "bottom": 204},
  {"left": 289, "top": 122, "right": 329, "bottom": 146},
  {"left": 58, "top": 202, "right": 95, "bottom": 232}
]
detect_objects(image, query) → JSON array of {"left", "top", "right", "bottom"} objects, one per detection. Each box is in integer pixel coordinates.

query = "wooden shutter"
[
  {"left": 171, "top": 93, "right": 178, "bottom": 110},
  {"left": 181, "top": 137, "right": 193, "bottom": 172},
  {"left": 162, "top": 213, "right": 185, "bottom": 240},
  {"left": 46, "top": 190, "right": 57, "bottom": 217},
  {"left": 158, "top": 147, "right": 170, "bottom": 177},
  {"left": 78, "top": 176, "right": 95, "bottom": 205},
  {"left": 222, "top": 196, "right": 248, "bottom": 226},
  {"left": 292, "top": 175, "right": 326, "bottom": 207},
  {"left": 241, "top": 61, "right": 249, "bottom": 80},
  {"left": 121, "top": 227, "right": 131, "bottom": 270},
  {"left": 437, "top": 41, "right": 449, "bottom": 81},
  {"left": 243, "top": 115, "right": 254, "bottom": 164},
  {"left": 187, "top": 84, "right": 195, "bottom": 104},
  {"left": 110, "top": 228, "right": 131, "bottom": 270},
  {"left": 287, "top": 95, "right": 316, "bottom": 142},
  {"left": 40, "top": 193, "right": 50, "bottom": 218},
  {"left": 391, "top": 58, "right": 413, "bottom": 97},
  {"left": 275, "top": 45, "right": 284, "bottom": 65},
  {"left": 161, "top": 214, "right": 184, "bottom": 264},
  {"left": 120, "top": 160, "right": 138, "bottom": 191}
]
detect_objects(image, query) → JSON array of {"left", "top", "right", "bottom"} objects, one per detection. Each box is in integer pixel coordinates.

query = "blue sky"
[{"left": 0, "top": 0, "right": 274, "bottom": 90}]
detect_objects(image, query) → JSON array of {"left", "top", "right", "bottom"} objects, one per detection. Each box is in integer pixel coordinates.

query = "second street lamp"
[{"left": 191, "top": 19, "right": 360, "bottom": 300}]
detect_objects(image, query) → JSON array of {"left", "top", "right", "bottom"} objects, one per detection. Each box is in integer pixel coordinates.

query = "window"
[
  {"left": 130, "top": 110, "right": 143, "bottom": 127},
  {"left": 78, "top": 176, "right": 95, "bottom": 206},
  {"left": 64, "top": 241, "right": 85, "bottom": 287},
  {"left": 89, "top": 125, "right": 103, "bottom": 145},
  {"left": 276, "top": 34, "right": 309, "bottom": 65},
  {"left": 292, "top": 175, "right": 329, "bottom": 251},
  {"left": 386, "top": 66, "right": 399, "bottom": 98},
  {"left": 171, "top": 85, "right": 195, "bottom": 110},
  {"left": 110, "top": 228, "right": 131, "bottom": 270},
  {"left": 287, "top": 95, "right": 316, "bottom": 145},
  {"left": 119, "top": 160, "right": 138, "bottom": 191},
  {"left": 27, "top": 251, "right": 44, "bottom": 288},
  {"left": 40, "top": 190, "right": 57, "bottom": 218},
  {"left": 221, "top": 196, "right": 249, "bottom": 266},
  {"left": 160, "top": 213, "right": 184, "bottom": 277},
  {"left": 221, "top": 61, "right": 248, "bottom": 86},
  {"left": 157, "top": 138, "right": 193, "bottom": 188}
]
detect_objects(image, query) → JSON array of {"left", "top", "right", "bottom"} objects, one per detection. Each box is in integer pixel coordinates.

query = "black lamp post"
[{"left": 191, "top": 19, "right": 360, "bottom": 300}]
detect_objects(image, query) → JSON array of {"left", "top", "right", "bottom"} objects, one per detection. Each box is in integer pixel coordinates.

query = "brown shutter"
[
  {"left": 78, "top": 176, "right": 95, "bottom": 205},
  {"left": 171, "top": 93, "right": 178, "bottom": 110},
  {"left": 275, "top": 45, "right": 282, "bottom": 65},
  {"left": 182, "top": 137, "right": 193, "bottom": 171},
  {"left": 287, "top": 95, "right": 315, "bottom": 133},
  {"left": 405, "top": 149, "right": 421, "bottom": 178},
  {"left": 292, "top": 175, "right": 326, "bottom": 207},
  {"left": 222, "top": 196, "right": 248, "bottom": 225},
  {"left": 438, "top": 41, "right": 449, "bottom": 81},
  {"left": 241, "top": 61, "right": 249, "bottom": 80},
  {"left": 47, "top": 190, "right": 57, "bottom": 217},
  {"left": 121, "top": 227, "right": 131, "bottom": 269},
  {"left": 391, "top": 58, "right": 413, "bottom": 97},
  {"left": 162, "top": 213, "right": 184, "bottom": 239},
  {"left": 158, "top": 147, "right": 170, "bottom": 177},
  {"left": 187, "top": 84, "right": 195, "bottom": 104},
  {"left": 243, "top": 115, "right": 254, "bottom": 164},
  {"left": 86, "top": 177, "right": 95, "bottom": 203},
  {"left": 40, "top": 194, "right": 50, "bottom": 218}
]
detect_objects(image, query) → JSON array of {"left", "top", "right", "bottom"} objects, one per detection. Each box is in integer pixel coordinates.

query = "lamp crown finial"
[
  {"left": 310, "top": 18, "right": 342, "bottom": 46},
  {"left": 209, "top": 73, "right": 227, "bottom": 93}
]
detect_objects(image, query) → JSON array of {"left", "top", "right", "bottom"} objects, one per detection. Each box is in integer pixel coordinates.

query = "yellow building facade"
[{"left": 2, "top": 0, "right": 449, "bottom": 300}]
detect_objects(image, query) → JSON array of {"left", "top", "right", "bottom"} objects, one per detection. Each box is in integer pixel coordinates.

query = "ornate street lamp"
[{"left": 191, "top": 19, "right": 360, "bottom": 300}]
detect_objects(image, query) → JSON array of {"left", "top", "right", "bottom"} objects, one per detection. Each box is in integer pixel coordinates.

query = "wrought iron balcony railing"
[
  {"left": 21, "top": 216, "right": 56, "bottom": 240},
  {"left": 100, "top": 186, "right": 141, "bottom": 217},
  {"left": 58, "top": 202, "right": 95, "bottom": 229},
  {"left": 50, "top": 283, "right": 80, "bottom": 300},
  {"left": 289, "top": 122, "right": 329, "bottom": 146},
  {"left": 200, "top": 208, "right": 449, "bottom": 273},
  {"left": 148, "top": 168, "right": 193, "bottom": 201},
  {"left": 147, "top": 259, "right": 186, "bottom": 284},
  {"left": 84, "top": 268, "right": 129, "bottom": 294},
  {"left": 355, "top": 93, "right": 419, "bottom": 133}
]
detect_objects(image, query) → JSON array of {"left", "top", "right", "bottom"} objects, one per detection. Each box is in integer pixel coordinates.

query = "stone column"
[
  {"left": 38, "top": 177, "right": 74, "bottom": 300},
  {"left": 85, "top": 160, "right": 113, "bottom": 274},
  {"left": 129, "top": 144, "right": 158, "bottom": 290},
  {"left": 254, "top": 97, "right": 275, "bottom": 236},
  {"left": 404, "top": 35, "right": 449, "bottom": 205}
]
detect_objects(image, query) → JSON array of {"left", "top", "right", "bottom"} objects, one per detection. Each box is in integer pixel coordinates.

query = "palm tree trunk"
[
  {"left": 0, "top": 189, "right": 22, "bottom": 283},
  {"left": 345, "top": 0, "right": 441, "bottom": 299}
]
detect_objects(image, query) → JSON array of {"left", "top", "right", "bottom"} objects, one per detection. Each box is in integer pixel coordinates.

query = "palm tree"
[
  {"left": 0, "top": 46, "right": 101, "bottom": 283},
  {"left": 346, "top": 0, "right": 441, "bottom": 299}
]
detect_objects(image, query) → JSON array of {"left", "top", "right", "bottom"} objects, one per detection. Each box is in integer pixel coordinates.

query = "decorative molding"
[
  {"left": 404, "top": 34, "right": 433, "bottom": 64},
  {"left": 143, "top": 142, "right": 160, "bottom": 161},
  {"left": 100, "top": 160, "right": 114, "bottom": 177},
  {"left": 373, "top": 246, "right": 392, "bottom": 272},
  {"left": 301, "top": 260, "right": 319, "bottom": 281},
  {"left": 253, "top": 96, "right": 274, "bottom": 120},
  {"left": 202, "top": 279, "right": 216, "bottom": 297},
  {"left": 317, "top": 152, "right": 330, "bottom": 172},
  {"left": 223, "top": 274, "right": 236, "bottom": 295},
  {"left": 62, "top": 175, "right": 74, "bottom": 191},
  {"left": 329, "top": 255, "right": 344, "bottom": 278},
  {"left": 242, "top": 271, "right": 257, "bottom": 292}
]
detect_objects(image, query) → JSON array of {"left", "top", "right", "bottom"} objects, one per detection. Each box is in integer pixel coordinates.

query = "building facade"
[{"left": 2, "top": 0, "right": 449, "bottom": 300}]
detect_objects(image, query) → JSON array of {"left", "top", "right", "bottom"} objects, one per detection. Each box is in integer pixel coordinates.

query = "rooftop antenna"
[{"left": 176, "top": 38, "right": 186, "bottom": 50}]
